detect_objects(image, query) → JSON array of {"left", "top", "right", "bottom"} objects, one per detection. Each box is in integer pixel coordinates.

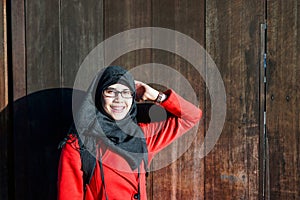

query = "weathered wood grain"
[
  {"left": 11, "top": 0, "right": 26, "bottom": 101},
  {"left": 104, "top": 0, "right": 152, "bottom": 69},
  {"left": 151, "top": 0, "right": 206, "bottom": 199},
  {"left": 267, "top": 0, "right": 300, "bottom": 199},
  {"left": 205, "top": 0, "right": 264, "bottom": 199},
  {"left": 61, "top": 0, "right": 104, "bottom": 88},
  {"left": 25, "top": 0, "right": 61, "bottom": 93}
]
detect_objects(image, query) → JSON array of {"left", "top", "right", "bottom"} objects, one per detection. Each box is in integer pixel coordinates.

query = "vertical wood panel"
[
  {"left": 0, "top": 0, "right": 7, "bottom": 111},
  {"left": 12, "top": 1, "right": 61, "bottom": 199},
  {"left": 104, "top": 0, "right": 152, "bottom": 69},
  {"left": 0, "top": 0, "right": 8, "bottom": 199},
  {"left": 206, "top": 0, "right": 264, "bottom": 199},
  {"left": 61, "top": 0, "right": 104, "bottom": 88},
  {"left": 267, "top": 0, "right": 300, "bottom": 199},
  {"left": 10, "top": 1, "right": 26, "bottom": 199},
  {"left": 11, "top": 0, "right": 26, "bottom": 100},
  {"left": 151, "top": 0, "right": 206, "bottom": 200},
  {"left": 26, "top": 1, "right": 61, "bottom": 93},
  {"left": 150, "top": 6, "right": 176, "bottom": 199}
]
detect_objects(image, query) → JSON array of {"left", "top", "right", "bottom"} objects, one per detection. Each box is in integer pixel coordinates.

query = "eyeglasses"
[{"left": 103, "top": 88, "right": 133, "bottom": 99}]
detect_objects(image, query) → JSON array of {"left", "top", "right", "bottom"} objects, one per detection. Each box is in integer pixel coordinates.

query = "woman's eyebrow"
[{"left": 106, "top": 87, "right": 116, "bottom": 90}]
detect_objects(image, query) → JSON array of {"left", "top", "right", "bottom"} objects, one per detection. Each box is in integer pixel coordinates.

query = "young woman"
[{"left": 57, "top": 66, "right": 202, "bottom": 200}]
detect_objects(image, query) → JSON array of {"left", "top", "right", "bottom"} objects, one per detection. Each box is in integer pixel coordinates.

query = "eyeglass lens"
[{"left": 103, "top": 89, "right": 133, "bottom": 98}]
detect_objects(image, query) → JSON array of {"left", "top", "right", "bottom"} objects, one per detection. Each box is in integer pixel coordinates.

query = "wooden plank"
[
  {"left": 151, "top": 0, "right": 205, "bottom": 199},
  {"left": 205, "top": 0, "right": 264, "bottom": 199},
  {"left": 60, "top": 0, "right": 104, "bottom": 88},
  {"left": 0, "top": 0, "right": 7, "bottom": 111},
  {"left": 25, "top": 0, "right": 61, "bottom": 93},
  {"left": 104, "top": 0, "right": 152, "bottom": 70},
  {"left": 0, "top": 0, "right": 9, "bottom": 199},
  {"left": 267, "top": 0, "right": 300, "bottom": 199},
  {"left": 12, "top": 1, "right": 61, "bottom": 199},
  {"left": 9, "top": 1, "right": 27, "bottom": 199},
  {"left": 103, "top": 0, "right": 153, "bottom": 99},
  {"left": 11, "top": 0, "right": 26, "bottom": 100},
  {"left": 151, "top": 1, "right": 182, "bottom": 199}
]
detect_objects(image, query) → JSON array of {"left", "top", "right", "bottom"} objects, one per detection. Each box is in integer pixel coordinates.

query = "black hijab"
[{"left": 73, "top": 66, "right": 148, "bottom": 170}]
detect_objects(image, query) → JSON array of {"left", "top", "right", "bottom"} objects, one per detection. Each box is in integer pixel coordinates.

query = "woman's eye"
[
  {"left": 106, "top": 90, "right": 115, "bottom": 94},
  {"left": 123, "top": 91, "right": 131, "bottom": 95}
]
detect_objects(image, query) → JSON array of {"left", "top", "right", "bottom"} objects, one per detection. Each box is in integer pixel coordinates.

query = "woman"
[{"left": 57, "top": 66, "right": 202, "bottom": 200}]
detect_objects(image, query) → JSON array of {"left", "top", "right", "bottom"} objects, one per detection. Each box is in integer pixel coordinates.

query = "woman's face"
[{"left": 101, "top": 83, "right": 133, "bottom": 120}]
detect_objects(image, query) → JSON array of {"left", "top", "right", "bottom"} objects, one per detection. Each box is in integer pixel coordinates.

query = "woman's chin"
[{"left": 111, "top": 112, "right": 127, "bottom": 120}]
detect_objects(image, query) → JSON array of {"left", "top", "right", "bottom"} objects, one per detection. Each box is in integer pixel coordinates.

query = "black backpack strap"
[
  {"left": 78, "top": 137, "right": 97, "bottom": 187},
  {"left": 58, "top": 125, "right": 97, "bottom": 190}
]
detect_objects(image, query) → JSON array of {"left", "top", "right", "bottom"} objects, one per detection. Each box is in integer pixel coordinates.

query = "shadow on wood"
[{"left": 1, "top": 88, "right": 164, "bottom": 199}]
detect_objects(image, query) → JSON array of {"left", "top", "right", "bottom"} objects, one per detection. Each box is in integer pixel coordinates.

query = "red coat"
[{"left": 57, "top": 90, "right": 202, "bottom": 200}]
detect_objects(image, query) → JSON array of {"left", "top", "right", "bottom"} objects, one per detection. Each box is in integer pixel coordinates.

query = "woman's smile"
[{"left": 110, "top": 105, "right": 126, "bottom": 113}]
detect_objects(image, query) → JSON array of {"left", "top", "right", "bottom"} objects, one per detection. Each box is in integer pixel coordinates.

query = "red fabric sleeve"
[
  {"left": 140, "top": 89, "right": 202, "bottom": 158},
  {"left": 57, "top": 137, "right": 84, "bottom": 200}
]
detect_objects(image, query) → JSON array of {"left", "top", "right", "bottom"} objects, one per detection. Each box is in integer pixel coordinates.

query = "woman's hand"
[{"left": 135, "top": 80, "right": 159, "bottom": 102}]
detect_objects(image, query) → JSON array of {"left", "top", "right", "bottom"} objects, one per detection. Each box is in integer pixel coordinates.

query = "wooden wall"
[
  {"left": 0, "top": 0, "right": 299, "bottom": 199},
  {"left": 267, "top": 0, "right": 300, "bottom": 199}
]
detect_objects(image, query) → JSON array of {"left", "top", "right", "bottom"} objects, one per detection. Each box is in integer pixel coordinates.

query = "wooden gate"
[{"left": 0, "top": 0, "right": 299, "bottom": 199}]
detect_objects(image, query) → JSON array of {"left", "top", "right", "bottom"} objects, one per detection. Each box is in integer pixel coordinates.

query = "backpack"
[{"left": 58, "top": 133, "right": 96, "bottom": 186}]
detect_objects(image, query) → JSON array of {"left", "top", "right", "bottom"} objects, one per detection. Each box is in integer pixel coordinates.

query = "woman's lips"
[{"left": 110, "top": 106, "right": 125, "bottom": 113}]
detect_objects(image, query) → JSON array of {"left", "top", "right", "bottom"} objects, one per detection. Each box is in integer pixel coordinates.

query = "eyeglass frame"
[{"left": 102, "top": 88, "right": 134, "bottom": 99}]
